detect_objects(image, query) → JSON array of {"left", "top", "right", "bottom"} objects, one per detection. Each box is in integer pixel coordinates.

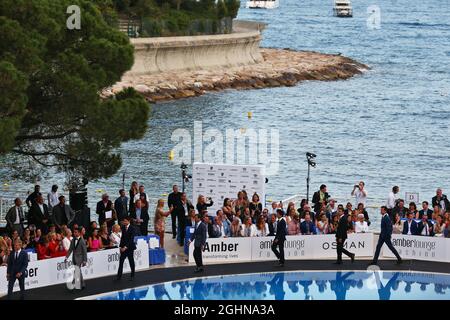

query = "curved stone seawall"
[{"left": 128, "top": 20, "right": 267, "bottom": 75}]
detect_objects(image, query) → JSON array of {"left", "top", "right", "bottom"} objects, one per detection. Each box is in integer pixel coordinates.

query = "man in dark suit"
[
  {"left": 334, "top": 208, "right": 355, "bottom": 264},
  {"left": 418, "top": 201, "right": 433, "bottom": 219},
  {"left": 271, "top": 209, "right": 286, "bottom": 267},
  {"left": 432, "top": 188, "right": 449, "bottom": 212},
  {"left": 175, "top": 192, "right": 194, "bottom": 246},
  {"left": 5, "top": 198, "right": 25, "bottom": 237},
  {"left": 52, "top": 196, "right": 75, "bottom": 231},
  {"left": 417, "top": 214, "right": 434, "bottom": 237},
  {"left": 189, "top": 214, "right": 207, "bottom": 273},
  {"left": 312, "top": 184, "right": 330, "bottom": 218},
  {"left": 117, "top": 216, "right": 137, "bottom": 280},
  {"left": 114, "top": 189, "right": 129, "bottom": 222},
  {"left": 402, "top": 212, "right": 418, "bottom": 235},
  {"left": 168, "top": 185, "right": 182, "bottom": 239},
  {"left": 29, "top": 194, "right": 50, "bottom": 234},
  {"left": 25, "top": 185, "right": 40, "bottom": 209},
  {"left": 392, "top": 199, "right": 408, "bottom": 219},
  {"left": 370, "top": 206, "right": 402, "bottom": 265},
  {"left": 7, "top": 239, "right": 28, "bottom": 300},
  {"left": 300, "top": 213, "right": 317, "bottom": 235},
  {"left": 96, "top": 193, "right": 116, "bottom": 231}
]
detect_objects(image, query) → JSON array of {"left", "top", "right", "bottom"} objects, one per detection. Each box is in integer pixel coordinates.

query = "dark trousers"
[
  {"left": 336, "top": 239, "right": 353, "bottom": 262},
  {"left": 117, "top": 249, "right": 135, "bottom": 279},
  {"left": 139, "top": 220, "right": 149, "bottom": 236},
  {"left": 178, "top": 216, "right": 186, "bottom": 245},
  {"left": 8, "top": 276, "right": 25, "bottom": 300},
  {"left": 373, "top": 236, "right": 401, "bottom": 263},
  {"left": 171, "top": 211, "right": 177, "bottom": 237},
  {"left": 193, "top": 246, "right": 203, "bottom": 268},
  {"left": 271, "top": 239, "right": 285, "bottom": 264}
]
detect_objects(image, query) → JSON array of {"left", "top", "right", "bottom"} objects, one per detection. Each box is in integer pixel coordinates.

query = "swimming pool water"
[{"left": 94, "top": 271, "right": 450, "bottom": 300}]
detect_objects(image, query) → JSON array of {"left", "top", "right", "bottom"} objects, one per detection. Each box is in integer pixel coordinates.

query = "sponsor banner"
[
  {"left": 382, "top": 234, "right": 448, "bottom": 262},
  {"left": 251, "top": 233, "right": 374, "bottom": 261},
  {"left": 188, "top": 237, "right": 252, "bottom": 263},
  {"left": 192, "top": 162, "right": 266, "bottom": 215},
  {"left": 0, "top": 241, "right": 149, "bottom": 295}
]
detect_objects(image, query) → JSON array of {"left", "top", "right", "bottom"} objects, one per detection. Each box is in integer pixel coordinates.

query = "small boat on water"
[
  {"left": 246, "top": 0, "right": 279, "bottom": 9},
  {"left": 333, "top": 0, "right": 353, "bottom": 17}
]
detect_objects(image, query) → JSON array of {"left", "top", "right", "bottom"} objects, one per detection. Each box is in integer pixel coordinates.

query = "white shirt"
[
  {"left": 63, "top": 237, "right": 72, "bottom": 251},
  {"left": 241, "top": 224, "right": 257, "bottom": 237},
  {"left": 38, "top": 203, "right": 44, "bottom": 214},
  {"left": 48, "top": 191, "right": 59, "bottom": 208},
  {"left": 134, "top": 193, "right": 149, "bottom": 203},
  {"left": 14, "top": 207, "right": 21, "bottom": 224},
  {"left": 255, "top": 223, "right": 270, "bottom": 237},
  {"left": 355, "top": 221, "right": 369, "bottom": 233},
  {"left": 110, "top": 232, "right": 122, "bottom": 247},
  {"left": 406, "top": 220, "right": 413, "bottom": 235},
  {"left": 387, "top": 192, "right": 398, "bottom": 209},
  {"left": 354, "top": 189, "right": 368, "bottom": 207},
  {"left": 421, "top": 222, "right": 430, "bottom": 236},
  {"left": 15, "top": 249, "right": 22, "bottom": 260}
]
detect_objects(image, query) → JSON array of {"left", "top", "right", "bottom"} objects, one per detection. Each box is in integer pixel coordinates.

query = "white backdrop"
[
  {"left": 0, "top": 241, "right": 149, "bottom": 296},
  {"left": 188, "top": 233, "right": 375, "bottom": 263},
  {"left": 382, "top": 234, "right": 449, "bottom": 262},
  {"left": 192, "top": 162, "right": 266, "bottom": 215}
]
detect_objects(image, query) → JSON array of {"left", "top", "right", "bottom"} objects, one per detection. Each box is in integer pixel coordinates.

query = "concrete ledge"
[{"left": 128, "top": 20, "right": 265, "bottom": 75}]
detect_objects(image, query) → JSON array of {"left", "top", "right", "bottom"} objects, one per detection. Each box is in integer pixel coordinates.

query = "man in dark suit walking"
[
  {"left": 7, "top": 239, "right": 28, "bottom": 300},
  {"left": 117, "top": 217, "right": 137, "bottom": 281},
  {"left": 370, "top": 206, "right": 402, "bottom": 265},
  {"left": 168, "top": 185, "right": 182, "bottom": 239},
  {"left": 272, "top": 209, "right": 286, "bottom": 267},
  {"left": 176, "top": 192, "right": 194, "bottom": 246},
  {"left": 334, "top": 208, "right": 355, "bottom": 264},
  {"left": 189, "top": 214, "right": 207, "bottom": 273}
]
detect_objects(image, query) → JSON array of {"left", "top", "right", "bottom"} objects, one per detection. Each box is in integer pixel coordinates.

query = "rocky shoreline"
[{"left": 108, "top": 48, "right": 369, "bottom": 103}]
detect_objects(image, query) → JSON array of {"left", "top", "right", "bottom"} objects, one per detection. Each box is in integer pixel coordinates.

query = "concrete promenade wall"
[{"left": 127, "top": 20, "right": 267, "bottom": 75}]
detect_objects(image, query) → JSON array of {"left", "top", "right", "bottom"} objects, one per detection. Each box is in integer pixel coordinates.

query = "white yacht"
[
  {"left": 246, "top": 0, "right": 279, "bottom": 9},
  {"left": 333, "top": 0, "right": 353, "bottom": 17}
]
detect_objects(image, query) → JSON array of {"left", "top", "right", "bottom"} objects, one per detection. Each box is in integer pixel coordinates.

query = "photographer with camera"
[
  {"left": 196, "top": 195, "right": 214, "bottom": 216},
  {"left": 351, "top": 181, "right": 368, "bottom": 207}
]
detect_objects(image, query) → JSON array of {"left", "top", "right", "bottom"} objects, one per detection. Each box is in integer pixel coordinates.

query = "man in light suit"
[
  {"left": 65, "top": 227, "right": 88, "bottom": 290},
  {"left": 52, "top": 195, "right": 75, "bottom": 231},
  {"left": 369, "top": 206, "right": 402, "bottom": 265},
  {"left": 6, "top": 198, "right": 25, "bottom": 237},
  {"left": 7, "top": 239, "right": 28, "bottom": 300},
  {"left": 189, "top": 214, "right": 207, "bottom": 273},
  {"left": 272, "top": 209, "right": 286, "bottom": 267}
]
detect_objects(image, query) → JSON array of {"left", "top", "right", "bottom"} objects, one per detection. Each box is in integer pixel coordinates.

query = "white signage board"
[
  {"left": 188, "top": 237, "right": 252, "bottom": 263},
  {"left": 382, "top": 234, "right": 448, "bottom": 263},
  {"left": 192, "top": 162, "right": 265, "bottom": 215},
  {"left": 405, "top": 192, "right": 419, "bottom": 205},
  {"left": 0, "top": 241, "right": 149, "bottom": 295}
]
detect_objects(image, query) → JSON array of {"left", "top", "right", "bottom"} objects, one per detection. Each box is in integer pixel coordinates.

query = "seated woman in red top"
[
  {"left": 36, "top": 238, "right": 51, "bottom": 260},
  {"left": 88, "top": 228, "right": 103, "bottom": 252},
  {"left": 47, "top": 232, "right": 60, "bottom": 258},
  {"left": 53, "top": 232, "right": 67, "bottom": 257}
]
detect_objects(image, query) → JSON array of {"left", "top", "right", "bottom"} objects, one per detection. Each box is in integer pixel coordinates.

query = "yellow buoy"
[
  {"left": 247, "top": 111, "right": 252, "bottom": 119},
  {"left": 161, "top": 193, "right": 168, "bottom": 197},
  {"left": 169, "top": 150, "right": 174, "bottom": 161}
]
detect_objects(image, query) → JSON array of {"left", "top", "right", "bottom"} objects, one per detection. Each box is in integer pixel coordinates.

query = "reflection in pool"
[{"left": 95, "top": 271, "right": 450, "bottom": 300}]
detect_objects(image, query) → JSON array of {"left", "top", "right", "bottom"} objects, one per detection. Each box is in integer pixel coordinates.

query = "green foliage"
[
  {"left": 217, "top": 0, "right": 228, "bottom": 19},
  {"left": 225, "top": 0, "right": 240, "bottom": 18},
  {"left": 0, "top": 0, "right": 150, "bottom": 181}
]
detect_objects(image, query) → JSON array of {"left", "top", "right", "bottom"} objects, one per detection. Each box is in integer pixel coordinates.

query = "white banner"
[
  {"left": 251, "top": 233, "right": 375, "bottom": 261},
  {"left": 382, "top": 234, "right": 448, "bottom": 262},
  {"left": 0, "top": 241, "right": 149, "bottom": 296},
  {"left": 188, "top": 233, "right": 374, "bottom": 264},
  {"left": 192, "top": 163, "right": 266, "bottom": 215},
  {"left": 188, "top": 237, "right": 252, "bottom": 263}
]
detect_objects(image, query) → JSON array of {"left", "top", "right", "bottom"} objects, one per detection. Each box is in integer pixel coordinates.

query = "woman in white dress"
[{"left": 255, "top": 216, "right": 269, "bottom": 237}]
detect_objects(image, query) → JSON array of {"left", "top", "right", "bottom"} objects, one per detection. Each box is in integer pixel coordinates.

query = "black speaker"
[
  {"left": 69, "top": 190, "right": 88, "bottom": 211},
  {"left": 73, "top": 207, "right": 91, "bottom": 230}
]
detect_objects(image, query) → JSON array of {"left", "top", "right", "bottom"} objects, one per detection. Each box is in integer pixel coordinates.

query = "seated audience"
[
  {"left": 355, "top": 214, "right": 369, "bottom": 233},
  {"left": 300, "top": 214, "right": 317, "bottom": 235},
  {"left": 417, "top": 214, "right": 434, "bottom": 237},
  {"left": 287, "top": 214, "right": 300, "bottom": 235},
  {"left": 402, "top": 212, "right": 418, "bottom": 235},
  {"left": 88, "top": 228, "right": 103, "bottom": 252},
  {"left": 316, "top": 214, "right": 329, "bottom": 234},
  {"left": 241, "top": 217, "right": 257, "bottom": 237},
  {"left": 392, "top": 213, "right": 403, "bottom": 234},
  {"left": 255, "top": 216, "right": 270, "bottom": 237},
  {"left": 110, "top": 224, "right": 122, "bottom": 247}
]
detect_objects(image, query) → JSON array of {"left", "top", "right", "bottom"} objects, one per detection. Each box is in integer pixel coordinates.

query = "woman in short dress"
[{"left": 154, "top": 199, "right": 173, "bottom": 248}]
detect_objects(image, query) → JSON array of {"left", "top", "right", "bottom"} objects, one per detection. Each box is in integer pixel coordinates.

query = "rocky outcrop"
[{"left": 108, "top": 48, "right": 369, "bottom": 103}]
